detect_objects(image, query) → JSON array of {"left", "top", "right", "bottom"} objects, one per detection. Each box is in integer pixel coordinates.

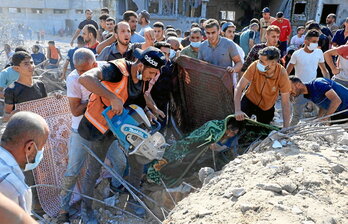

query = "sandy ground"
[{"left": 164, "top": 124, "right": 348, "bottom": 224}]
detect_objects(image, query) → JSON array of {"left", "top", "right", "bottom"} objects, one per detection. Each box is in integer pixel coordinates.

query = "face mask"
[
  {"left": 308, "top": 43, "right": 318, "bottom": 51},
  {"left": 257, "top": 61, "right": 269, "bottom": 73},
  {"left": 24, "top": 142, "right": 44, "bottom": 171},
  {"left": 190, "top": 41, "right": 201, "bottom": 48},
  {"left": 169, "top": 49, "right": 176, "bottom": 59}
]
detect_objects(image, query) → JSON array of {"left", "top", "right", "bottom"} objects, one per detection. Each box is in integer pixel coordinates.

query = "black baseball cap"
[
  {"left": 276, "top": 12, "right": 284, "bottom": 18},
  {"left": 133, "top": 47, "right": 166, "bottom": 70}
]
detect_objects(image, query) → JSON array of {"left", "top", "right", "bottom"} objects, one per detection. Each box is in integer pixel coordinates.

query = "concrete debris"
[
  {"left": 330, "top": 163, "right": 345, "bottom": 174},
  {"left": 165, "top": 126, "right": 348, "bottom": 224}
]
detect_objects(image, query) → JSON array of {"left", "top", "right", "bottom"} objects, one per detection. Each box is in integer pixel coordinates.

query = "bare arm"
[
  {"left": 319, "top": 63, "right": 330, "bottom": 79},
  {"left": 141, "top": 29, "right": 155, "bottom": 50},
  {"left": 144, "top": 93, "right": 165, "bottom": 118},
  {"left": 71, "top": 29, "right": 81, "bottom": 46},
  {"left": 318, "top": 107, "right": 327, "bottom": 117},
  {"left": 231, "top": 55, "right": 243, "bottom": 73},
  {"left": 61, "top": 60, "right": 70, "bottom": 80},
  {"left": 324, "top": 48, "right": 340, "bottom": 75},
  {"left": 96, "top": 35, "right": 116, "bottom": 54},
  {"left": 78, "top": 67, "right": 124, "bottom": 114},
  {"left": 249, "top": 38, "right": 255, "bottom": 49},
  {"left": 280, "top": 92, "right": 291, "bottom": 128},
  {"left": 57, "top": 49, "right": 63, "bottom": 63},
  {"left": 3, "top": 104, "right": 14, "bottom": 122},
  {"left": 0, "top": 87, "right": 4, "bottom": 99},
  {"left": 46, "top": 47, "right": 51, "bottom": 59},
  {"left": 286, "top": 63, "right": 295, "bottom": 75},
  {"left": 68, "top": 97, "right": 88, "bottom": 117},
  {"left": 234, "top": 77, "right": 250, "bottom": 120},
  {"left": 322, "top": 89, "right": 342, "bottom": 118},
  {"left": 0, "top": 193, "right": 38, "bottom": 224}
]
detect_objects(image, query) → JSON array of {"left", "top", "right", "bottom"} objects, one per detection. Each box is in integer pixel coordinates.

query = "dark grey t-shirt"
[
  {"left": 4, "top": 79, "right": 47, "bottom": 109},
  {"left": 198, "top": 37, "right": 239, "bottom": 68},
  {"left": 78, "top": 19, "right": 99, "bottom": 30}
]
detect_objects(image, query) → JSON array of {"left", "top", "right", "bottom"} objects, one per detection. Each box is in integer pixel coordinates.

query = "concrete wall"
[{"left": 205, "top": 0, "right": 263, "bottom": 29}]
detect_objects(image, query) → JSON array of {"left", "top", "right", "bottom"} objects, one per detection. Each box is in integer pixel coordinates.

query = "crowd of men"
[{"left": 0, "top": 5, "right": 348, "bottom": 223}]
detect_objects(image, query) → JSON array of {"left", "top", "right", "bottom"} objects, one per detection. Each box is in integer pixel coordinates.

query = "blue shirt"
[
  {"left": 0, "top": 146, "right": 32, "bottom": 213},
  {"left": 304, "top": 78, "right": 348, "bottom": 115},
  {"left": 131, "top": 33, "right": 145, "bottom": 43},
  {"left": 198, "top": 37, "right": 240, "bottom": 68},
  {"left": 67, "top": 47, "right": 78, "bottom": 70},
  {"left": 0, "top": 67, "right": 19, "bottom": 88},
  {"left": 332, "top": 29, "right": 348, "bottom": 46},
  {"left": 240, "top": 30, "right": 256, "bottom": 55},
  {"left": 31, "top": 53, "right": 46, "bottom": 65}
]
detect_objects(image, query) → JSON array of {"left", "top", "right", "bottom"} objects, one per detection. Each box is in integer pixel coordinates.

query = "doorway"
[{"left": 320, "top": 4, "right": 338, "bottom": 24}]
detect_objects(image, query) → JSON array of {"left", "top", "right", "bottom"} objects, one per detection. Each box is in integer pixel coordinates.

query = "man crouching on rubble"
[
  {"left": 78, "top": 47, "right": 166, "bottom": 222},
  {"left": 289, "top": 76, "right": 348, "bottom": 123},
  {"left": 234, "top": 46, "right": 291, "bottom": 128}
]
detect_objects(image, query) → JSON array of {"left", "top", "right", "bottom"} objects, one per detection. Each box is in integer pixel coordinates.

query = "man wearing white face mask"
[
  {"left": 166, "top": 37, "right": 180, "bottom": 60},
  {"left": 234, "top": 46, "right": 291, "bottom": 128},
  {"left": 286, "top": 29, "right": 329, "bottom": 126},
  {"left": 181, "top": 27, "right": 202, "bottom": 59},
  {"left": 0, "top": 111, "right": 49, "bottom": 214}
]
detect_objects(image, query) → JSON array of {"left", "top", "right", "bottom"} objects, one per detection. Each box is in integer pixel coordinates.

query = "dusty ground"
[{"left": 164, "top": 125, "right": 348, "bottom": 224}]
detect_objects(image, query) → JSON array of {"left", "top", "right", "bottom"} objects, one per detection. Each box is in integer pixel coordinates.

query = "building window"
[
  {"left": 294, "top": 3, "right": 306, "bottom": 14},
  {"left": 220, "top": 11, "right": 236, "bottom": 21},
  {"left": 9, "top": 8, "right": 21, "bottom": 13},
  {"left": 76, "top": 9, "right": 84, "bottom": 14},
  {"left": 32, "top": 8, "right": 43, "bottom": 14},
  {"left": 54, "top": 9, "right": 66, "bottom": 14}
]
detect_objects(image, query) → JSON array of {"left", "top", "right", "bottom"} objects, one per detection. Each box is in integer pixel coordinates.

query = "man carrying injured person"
[{"left": 78, "top": 47, "right": 166, "bottom": 222}]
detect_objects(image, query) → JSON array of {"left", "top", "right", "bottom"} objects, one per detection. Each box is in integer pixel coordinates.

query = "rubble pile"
[{"left": 165, "top": 127, "right": 348, "bottom": 224}]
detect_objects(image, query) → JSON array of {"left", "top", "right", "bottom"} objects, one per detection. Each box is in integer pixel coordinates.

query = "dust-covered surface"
[{"left": 164, "top": 128, "right": 348, "bottom": 224}]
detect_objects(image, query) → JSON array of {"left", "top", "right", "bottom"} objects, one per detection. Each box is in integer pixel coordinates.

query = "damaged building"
[{"left": 0, "top": 0, "right": 347, "bottom": 35}]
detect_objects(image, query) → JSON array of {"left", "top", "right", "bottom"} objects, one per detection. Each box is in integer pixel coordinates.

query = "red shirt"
[
  {"left": 337, "top": 45, "right": 348, "bottom": 59},
  {"left": 85, "top": 42, "right": 99, "bottom": 54},
  {"left": 271, "top": 19, "right": 292, "bottom": 42}
]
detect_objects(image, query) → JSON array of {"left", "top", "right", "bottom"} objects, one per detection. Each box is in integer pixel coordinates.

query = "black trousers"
[{"left": 241, "top": 96, "right": 275, "bottom": 124}]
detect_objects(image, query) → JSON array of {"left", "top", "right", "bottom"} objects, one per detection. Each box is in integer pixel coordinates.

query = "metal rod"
[
  {"left": 160, "top": 178, "right": 177, "bottom": 207},
  {"left": 81, "top": 143, "right": 163, "bottom": 223},
  {"left": 30, "top": 184, "right": 143, "bottom": 220}
]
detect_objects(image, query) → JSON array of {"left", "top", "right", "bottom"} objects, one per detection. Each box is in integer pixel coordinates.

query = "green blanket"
[{"left": 147, "top": 115, "right": 279, "bottom": 187}]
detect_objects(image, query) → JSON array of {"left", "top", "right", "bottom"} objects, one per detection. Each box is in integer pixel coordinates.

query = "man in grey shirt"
[{"left": 198, "top": 19, "right": 242, "bottom": 73}]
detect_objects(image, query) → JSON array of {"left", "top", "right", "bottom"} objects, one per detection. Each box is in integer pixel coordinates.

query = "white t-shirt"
[
  {"left": 335, "top": 55, "right": 348, "bottom": 81},
  {"left": 289, "top": 48, "right": 324, "bottom": 83},
  {"left": 290, "top": 35, "right": 305, "bottom": 49},
  {"left": 231, "top": 42, "right": 245, "bottom": 87},
  {"left": 66, "top": 70, "right": 91, "bottom": 130}
]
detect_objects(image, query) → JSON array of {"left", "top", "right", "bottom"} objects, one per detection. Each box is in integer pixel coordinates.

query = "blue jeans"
[
  {"left": 82, "top": 133, "right": 127, "bottom": 211},
  {"left": 106, "top": 140, "right": 127, "bottom": 188},
  {"left": 60, "top": 129, "right": 90, "bottom": 211}
]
